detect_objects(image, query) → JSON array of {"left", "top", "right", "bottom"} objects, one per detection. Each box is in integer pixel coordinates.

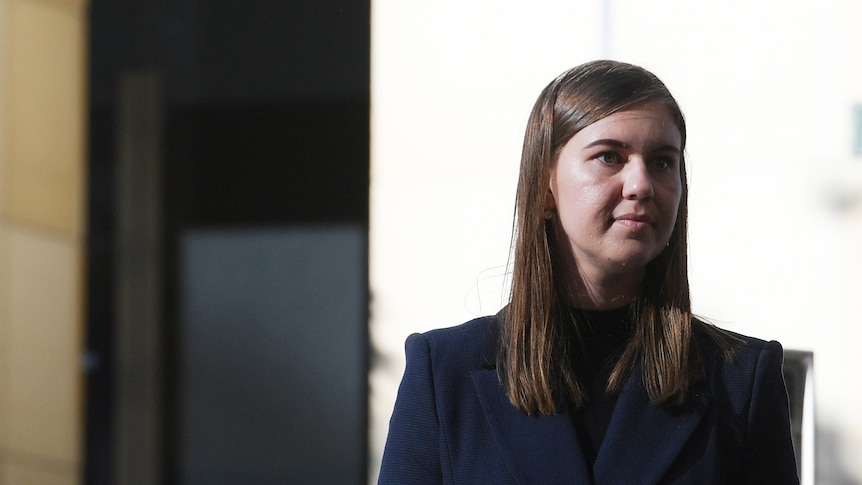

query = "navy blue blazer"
[{"left": 379, "top": 314, "right": 799, "bottom": 484}]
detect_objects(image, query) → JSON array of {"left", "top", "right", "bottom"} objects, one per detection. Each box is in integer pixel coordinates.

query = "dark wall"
[{"left": 86, "top": 1, "right": 370, "bottom": 483}]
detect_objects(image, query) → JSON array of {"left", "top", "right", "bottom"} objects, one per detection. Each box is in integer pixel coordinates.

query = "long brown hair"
[{"left": 501, "top": 60, "right": 717, "bottom": 415}]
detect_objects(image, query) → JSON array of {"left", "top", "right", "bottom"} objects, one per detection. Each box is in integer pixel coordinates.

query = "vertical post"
[{"left": 114, "top": 70, "right": 163, "bottom": 485}]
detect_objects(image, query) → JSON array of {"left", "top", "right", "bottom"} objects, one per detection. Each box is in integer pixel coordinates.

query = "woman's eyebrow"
[
  {"left": 651, "top": 144, "right": 681, "bottom": 154},
  {"left": 584, "top": 139, "right": 628, "bottom": 149},
  {"left": 583, "top": 139, "right": 680, "bottom": 153}
]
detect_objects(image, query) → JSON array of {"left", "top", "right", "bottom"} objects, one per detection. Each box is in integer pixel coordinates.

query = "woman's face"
[{"left": 548, "top": 102, "right": 682, "bottom": 283}]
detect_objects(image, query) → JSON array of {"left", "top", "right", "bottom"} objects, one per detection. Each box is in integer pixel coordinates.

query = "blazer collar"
[
  {"left": 471, "top": 370, "right": 591, "bottom": 484},
  {"left": 594, "top": 369, "right": 712, "bottom": 484},
  {"left": 473, "top": 315, "right": 713, "bottom": 484}
]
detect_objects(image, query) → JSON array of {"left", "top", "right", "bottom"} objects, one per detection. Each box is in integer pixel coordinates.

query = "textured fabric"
[
  {"left": 378, "top": 315, "right": 799, "bottom": 485},
  {"left": 566, "top": 305, "right": 634, "bottom": 470}
]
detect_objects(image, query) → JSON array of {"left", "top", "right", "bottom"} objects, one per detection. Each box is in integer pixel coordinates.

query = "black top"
[{"left": 566, "top": 305, "right": 634, "bottom": 473}]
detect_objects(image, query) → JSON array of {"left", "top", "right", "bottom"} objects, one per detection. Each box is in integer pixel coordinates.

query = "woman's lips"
[{"left": 614, "top": 213, "right": 654, "bottom": 230}]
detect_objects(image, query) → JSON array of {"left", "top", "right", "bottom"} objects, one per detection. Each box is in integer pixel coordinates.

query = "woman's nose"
[{"left": 621, "top": 159, "right": 654, "bottom": 200}]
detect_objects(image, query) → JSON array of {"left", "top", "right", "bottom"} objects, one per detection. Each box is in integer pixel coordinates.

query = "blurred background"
[{"left": 0, "top": 0, "right": 859, "bottom": 484}]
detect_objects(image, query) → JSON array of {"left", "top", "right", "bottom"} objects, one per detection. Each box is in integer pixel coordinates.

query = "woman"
[{"left": 378, "top": 60, "right": 799, "bottom": 484}]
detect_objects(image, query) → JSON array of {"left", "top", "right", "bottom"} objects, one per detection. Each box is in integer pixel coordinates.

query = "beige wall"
[{"left": 0, "top": 0, "right": 86, "bottom": 483}]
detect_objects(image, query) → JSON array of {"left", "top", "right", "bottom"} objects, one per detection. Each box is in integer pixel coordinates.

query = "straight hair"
[{"left": 500, "top": 60, "right": 729, "bottom": 415}]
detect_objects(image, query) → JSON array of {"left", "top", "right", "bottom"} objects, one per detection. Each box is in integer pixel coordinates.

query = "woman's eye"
[
  {"left": 652, "top": 157, "right": 674, "bottom": 170},
  {"left": 596, "top": 152, "right": 618, "bottom": 164}
]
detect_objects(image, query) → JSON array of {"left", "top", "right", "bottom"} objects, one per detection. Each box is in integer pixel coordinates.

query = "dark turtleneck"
[{"left": 565, "top": 304, "right": 634, "bottom": 471}]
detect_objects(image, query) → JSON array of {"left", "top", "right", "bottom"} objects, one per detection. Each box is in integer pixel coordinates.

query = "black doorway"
[{"left": 86, "top": 1, "right": 370, "bottom": 483}]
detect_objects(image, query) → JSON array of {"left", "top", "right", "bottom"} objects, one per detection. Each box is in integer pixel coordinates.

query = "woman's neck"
[{"left": 561, "top": 264, "right": 644, "bottom": 310}]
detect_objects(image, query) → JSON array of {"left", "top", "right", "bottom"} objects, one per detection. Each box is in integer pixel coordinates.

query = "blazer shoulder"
[
  {"left": 693, "top": 318, "right": 783, "bottom": 363},
  {"left": 692, "top": 319, "right": 787, "bottom": 411},
  {"left": 406, "top": 314, "right": 498, "bottom": 373},
  {"left": 420, "top": 314, "right": 496, "bottom": 346}
]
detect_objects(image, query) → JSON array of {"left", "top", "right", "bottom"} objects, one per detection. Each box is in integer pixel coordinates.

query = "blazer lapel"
[
  {"left": 471, "top": 370, "right": 590, "bottom": 484},
  {"left": 594, "top": 370, "right": 713, "bottom": 484}
]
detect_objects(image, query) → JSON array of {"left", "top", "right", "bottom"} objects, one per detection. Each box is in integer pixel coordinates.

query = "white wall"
[{"left": 370, "top": 1, "right": 862, "bottom": 483}]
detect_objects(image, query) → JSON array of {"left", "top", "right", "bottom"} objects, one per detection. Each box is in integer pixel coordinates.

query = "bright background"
[{"left": 369, "top": 1, "right": 862, "bottom": 483}]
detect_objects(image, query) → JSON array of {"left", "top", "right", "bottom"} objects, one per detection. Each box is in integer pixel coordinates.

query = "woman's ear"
[
  {"left": 546, "top": 192, "right": 556, "bottom": 210},
  {"left": 546, "top": 173, "right": 557, "bottom": 210}
]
